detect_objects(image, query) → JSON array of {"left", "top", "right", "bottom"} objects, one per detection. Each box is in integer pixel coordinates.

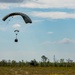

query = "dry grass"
[{"left": 0, "top": 67, "right": 75, "bottom": 75}]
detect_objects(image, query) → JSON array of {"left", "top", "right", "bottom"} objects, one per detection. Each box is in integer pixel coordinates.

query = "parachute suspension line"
[
  {"left": 16, "top": 33, "right": 18, "bottom": 39},
  {"left": 7, "top": 18, "right": 11, "bottom": 24}
]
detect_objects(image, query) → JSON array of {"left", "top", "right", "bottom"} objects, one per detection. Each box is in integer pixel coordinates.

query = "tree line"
[{"left": 0, "top": 55, "right": 75, "bottom": 67}]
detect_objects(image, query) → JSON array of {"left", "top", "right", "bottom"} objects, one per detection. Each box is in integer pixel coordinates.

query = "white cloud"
[
  {"left": 42, "top": 38, "right": 75, "bottom": 45},
  {"left": 0, "top": 3, "right": 10, "bottom": 9},
  {"left": 0, "top": 0, "right": 24, "bottom": 3},
  {"left": 58, "top": 38, "right": 75, "bottom": 44},
  {"left": 0, "top": 0, "right": 75, "bottom": 9},
  {"left": 12, "top": 24, "right": 21, "bottom": 29},
  {"left": 19, "top": 0, "right": 75, "bottom": 9},
  {"left": 48, "top": 32, "right": 54, "bottom": 34},
  {"left": 31, "top": 11, "right": 75, "bottom": 19}
]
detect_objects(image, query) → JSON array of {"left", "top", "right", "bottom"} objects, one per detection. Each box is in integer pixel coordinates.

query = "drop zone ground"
[{"left": 0, "top": 67, "right": 75, "bottom": 75}]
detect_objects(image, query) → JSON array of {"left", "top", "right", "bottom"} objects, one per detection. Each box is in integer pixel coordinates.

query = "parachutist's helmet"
[{"left": 14, "top": 39, "right": 18, "bottom": 42}]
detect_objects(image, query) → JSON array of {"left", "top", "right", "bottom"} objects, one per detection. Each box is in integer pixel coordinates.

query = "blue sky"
[{"left": 0, "top": 0, "right": 75, "bottom": 62}]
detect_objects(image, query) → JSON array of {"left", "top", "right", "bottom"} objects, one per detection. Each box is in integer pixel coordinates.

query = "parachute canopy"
[{"left": 2, "top": 12, "right": 32, "bottom": 24}]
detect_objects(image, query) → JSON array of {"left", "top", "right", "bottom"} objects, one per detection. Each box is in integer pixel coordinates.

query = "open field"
[{"left": 0, "top": 67, "right": 75, "bottom": 75}]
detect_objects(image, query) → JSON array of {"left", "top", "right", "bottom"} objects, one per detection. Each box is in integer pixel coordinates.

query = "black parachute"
[{"left": 2, "top": 12, "right": 32, "bottom": 24}]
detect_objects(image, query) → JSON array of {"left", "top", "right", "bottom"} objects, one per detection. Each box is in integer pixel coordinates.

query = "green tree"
[
  {"left": 30, "top": 59, "right": 38, "bottom": 66},
  {"left": 11, "top": 60, "right": 17, "bottom": 66},
  {"left": 41, "top": 55, "right": 48, "bottom": 66},
  {"left": 0, "top": 60, "right": 7, "bottom": 66},
  {"left": 41, "top": 55, "right": 48, "bottom": 62},
  {"left": 59, "top": 59, "right": 65, "bottom": 67}
]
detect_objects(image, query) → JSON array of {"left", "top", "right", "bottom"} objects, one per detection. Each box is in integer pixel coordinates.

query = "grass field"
[{"left": 0, "top": 67, "right": 75, "bottom": 75}]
